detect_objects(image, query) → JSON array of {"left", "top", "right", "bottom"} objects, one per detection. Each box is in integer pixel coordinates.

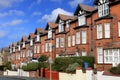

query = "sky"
[{"left": 0, "top": 0, "right": 94, "bottom": 48}]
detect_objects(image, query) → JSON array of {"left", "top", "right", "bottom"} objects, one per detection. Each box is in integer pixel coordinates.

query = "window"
[
  {"left": 10, "top": 48, "right": 12, "bottom": 53},
  {"left": 76, "top": 31, "right": 80, "bottom": 44},
  {"left": 13, "top": 47, "right": 15, "bottom": 52},
  {"left": 104, "top": 23, "right": 110, "bottom": 38},
  {"left": 118, "top": 21, "right": 120, "bottom": 37},
  {"left": 104, "top": 49, "right": 113, "bottom": 63},
  {"left": 66, "top": 20, "right": 70, "bottom": 28},
  {"left": 68, "top": 36, "right": 71, "bottom": 47},
  {"left": 97, "top": 24, "right": 102, "bottom": 39},
  {"left": 49, "top": 43, "right": 52, "bottom": 52},
  {"left": 48, "top": 29, "right": 52, "bottom": 39},
  {"left": 82, "top": 51, "right": 87, "bottom": 56},
  {"left": 97, "top": 47, "right": 103, "bottom": 63},
  {"left": 60, "top": 37, "right": 65, "bottom": 48},
  {"left": 34, "top": 45, "right": 36, "bottom": 53},
  {"left": 42, "top": 45, "right": 44, "bottom": 53},
  {"left": 45, "top": 43, "right": 48, "bottom": 52},
  {"left": 56, "top": 38, "right": 59, "bottom": 48},
  {"left": 37, "top": 45, "right": 40, "bottom": 53},
  {"left": 78, "top": 15, "right": 86, "bottom": 26},
  {"left": 98, "top": 2, "right": 109, "bottom": 17},
  {"left": 59, "top": 20, "right": 64, "bottom": 32},
  {"left": 22, "top": 42, "right": 25, "bottom": 48},
  {"left": 72, "top": 35, "right": 75, "bottom": 46},
  {"left": 30, "top": 39, "right": 33, "bottom": 46},
  {"left": 36, "top": 34, "right": 40, "bottom": 42},
  {"left": 23, "top": 51, "right": 25, "bottom": 57},
  {"left": 82, "top": 31, "right": 87, "bottom": 44},
  {"left": 18, "top": 45, "right": 20, "bottom": 51}
]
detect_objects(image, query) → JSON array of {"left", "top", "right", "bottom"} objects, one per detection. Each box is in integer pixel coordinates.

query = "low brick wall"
[{"left": 29, "top": 70, "right": 39, "bottom": 78}]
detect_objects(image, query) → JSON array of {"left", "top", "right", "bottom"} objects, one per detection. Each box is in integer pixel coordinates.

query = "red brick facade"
[{"left": 8, "top": 0, "right": 120, "bottom": 70}]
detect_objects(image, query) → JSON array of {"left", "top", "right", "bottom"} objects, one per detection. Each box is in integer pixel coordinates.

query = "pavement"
[{"left": 0, "top": 76, "right": 46, "bottom": 80}]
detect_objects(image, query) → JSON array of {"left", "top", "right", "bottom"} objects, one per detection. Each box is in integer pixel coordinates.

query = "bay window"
[
  {"left": 76, "top": 31, "right": 80, "bottom": 44},
  {"left": 68, "top": 36, "right": 71, "bottom": 47},
  {"left": 60, "top": 37, "right": 65, "bottom": 48},
  {"left": 97, "top": 47, "right": 103, "bottom": 63},
  {"left": 56, "top": 38, "right": 59, "bottom": 48},
  {"left": 49, "top": 43, "right": 52, "bottom": 52},
  {"left": 34, "top": 45, "right": 36, "bottom": 53},
  {"left": 45, "top": 43, "right": 49, "bottom": 52},
  {"left": 97, "top": 24, "right": 102, "bottom": 39},
  {"left": 82, "top": 30, "right": 87, "bottom": 44},
  {"left": 72, "top": 35, "right": 75, "bottom": 46},
  {"left": 37, "top": 45, "right": 40, "bottom": 53},
  {"left": 42, "top": 45, "right": 44, "bottom": 53},
  {"left": 104, "top": 23, "right": 110, "bottom": 38},
  {"left": 82, "top": 51, "right": 87, "bottom": 56},
  {"left": 78, "top": 15, "right": 86, "bottom": 26}
]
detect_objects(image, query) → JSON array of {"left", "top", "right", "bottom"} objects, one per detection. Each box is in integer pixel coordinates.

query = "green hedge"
[
  {"left": 110, "top": 64, "right": 120, "bottom": 74},
  {"left": 53, "top": 56, "right": 94, "bottom": 72}
]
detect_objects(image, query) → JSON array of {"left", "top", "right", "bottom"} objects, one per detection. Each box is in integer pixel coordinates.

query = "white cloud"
[
  {"left": 0, "top": 30, "right": 8, "bottom": 38},
  {"left": 40, "top": 8, "right": 73, "bottom": 22},
  {"left": 0, "top": 0, "right": 23, "bottom": 9},
  {"left": 1, "top": 19, "right": 24, "bottom": 27},
  {"left": 29, "top": 0, "right": 41, "bottom": 10},
  {"left": 0, "top": 10, "right": 25, "bottom": 18},
  {"left": 69, "top": 0, "right": 84, "bottom": 8},
  {"left": 32, "top": 11, "right": 41, "bottom": 16}
]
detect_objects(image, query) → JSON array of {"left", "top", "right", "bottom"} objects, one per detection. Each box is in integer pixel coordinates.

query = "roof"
[
  {"left": 56, "top": 14, "right": 76, "bottom": 23},
  {"left": 34, "top": 28, "right": 45, "bottom": 34},
  {"left": 28, "top": 33, "right": 36, "bottom": 39},
  {"left": 45, "top": 22, "right": 58, "bottom": 30},
  {"left": 74, "top": 4, "right": 97, "bottom": 15},
  {"left": 21, "top": 36, "right": 28, "bottom": 42}
]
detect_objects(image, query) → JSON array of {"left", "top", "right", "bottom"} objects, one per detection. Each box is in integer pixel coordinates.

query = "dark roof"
[
  {"left": 28, "top": 33, "right": 36, "bottom": 39},
  {"left": 74, "top": 4, "right": 97, "bottom": 15},
  {"left": 45, "top": 22, "right": 58, "bottom": 30},
  {"left": 56, "top": 14, "right": 76, "bottom": 23},
  {"left": 34, "top": 28, "right": 45, "bottom": 34}
]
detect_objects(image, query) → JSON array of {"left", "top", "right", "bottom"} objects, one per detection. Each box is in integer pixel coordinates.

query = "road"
[{"left": 0, "top": 76, "right": 46, "bottom": 80}]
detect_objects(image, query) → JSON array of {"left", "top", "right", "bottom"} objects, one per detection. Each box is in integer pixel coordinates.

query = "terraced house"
[{"left": 8, "top": 0, "right": 120, "bottom": 70}]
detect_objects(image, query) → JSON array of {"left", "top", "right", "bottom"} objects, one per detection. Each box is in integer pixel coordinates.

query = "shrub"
[
  {"left": 66, "top": 63, "right": 80, "bottom": 73},
  {"left": 38, "top": 55, "right": 48, "bottom": 62},
  {"left": 5, "top": 61, "right": 11, "bottom": 70},
  {"left": 0, "top": 65, "right": 4, "bottom": 71},
  {"left": 110, "top": 64, "right": 120, "bottom": 74},
  {"left": 38, "top": 62, "right": 48, "bottom": 69},
  {"left": 22, "top": 62, "right": 38, "bottom": 71},
  {"left": 53, "top": 56, "right": 94, "bottom": 72}
]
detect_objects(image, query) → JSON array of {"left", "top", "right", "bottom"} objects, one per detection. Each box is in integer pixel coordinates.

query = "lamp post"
[{"left": 49, "top": 57, "right": 53, "bottom": 80}]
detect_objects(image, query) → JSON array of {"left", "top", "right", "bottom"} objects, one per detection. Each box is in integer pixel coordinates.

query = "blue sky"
[{"left": 0, "top": 0, "right": 94, "bottom": 48}]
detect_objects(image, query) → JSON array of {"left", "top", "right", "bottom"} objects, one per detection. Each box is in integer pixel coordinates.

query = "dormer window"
[
  {"left": 66, "top": 20, "right": 70, "bottom": 28},
  {"left": 18, "top": 45, "right": 20, "bottom": 51},
  {"left": 30, "top": 39, "right": 33, "bottom": 46},
  {"left": 48, "top": 29, "right": 52, "bottom": 39},
  {"left": 36, "top": 34, "right": 40, "bottom": 42},
  {"left": 22, "top": 42, "right": 25, "bottom": 48},
  {"left": 13, "top": 47, "right": 15, "bottom": 52},
  {"left": 10, "top": 48, "right": 12, "bottom": 53},
  {"left": 98, "top": 0, "right": 109, "bottom": 17},
  {"left": 78, "top": 10, "right": 86, "bottom": 26},
  {"left": 59, "top": 20, "right": 64, "bottom": 32}
]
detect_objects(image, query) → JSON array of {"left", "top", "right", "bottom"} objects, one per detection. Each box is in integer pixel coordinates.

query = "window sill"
[
  {"left": 74, "top": 24, "right": 89, "bottom": 29},
  {"left": 95, "top": 15, "right": 113, "bottom": 22},
  {"left": 96, "top": 38, "right": 112, "bottom": 40}
]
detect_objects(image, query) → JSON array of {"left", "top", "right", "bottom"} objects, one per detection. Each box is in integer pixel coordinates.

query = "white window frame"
[
  {"left": 82, "top": 51, "right": 87, "bottom": 56},
  {"left": 59, "top": 20, "right": 64, "bottom": 32},
  {"left": 60, "top": 37, "right": 65, "bottom": 48},
  {"left": 104, "top": 49, "right": 113, "bottom": 63},
  {"left": 30, "top": 39, "right": 33, "bottom": 46},
  {"left": 118, "top": 21, "right": 120, "bottom": 37},
  {"left": 72, "top": 35, "right": 75, "bottom": 46},
  {"left": 49, "top": 43, "right": 52, "bottom": 52},
  {"left": 45, "top": 43, "right": 49, "bottom": 52},
  {"left": 78, "top": 15, "right": 86, "bottom": 26},
  {"left": 34, "top": 45, "right": 36, "bottom": 53},
  {"left": 48, "top": 29, "right": 52, "bottom": 39},
  {"left": 18, "top": 45, "right": 20, "bottom": 51},
  {"left": 68, "top": 36, "right": 71, "bottom": 47},
  {"left": 66, "top": 20, "right": 70, "bottom": 28},
  {"left": 37, "top": 45, "right": 40, "bottom": 53},
  {"left": 36, "top": 34, "right": 40, "bottom": 42},
  {"left": 76, "top": 31, "right": 80, "bottom": 44},
  {"left": 104, "top": 23, "right": 110, "bottom": 38},
  {"left": 82, "top": 30, "right": 87, "bottom": 44},
  {"left": 22, "top": 42, "right": 25, "bottom": 48},
  {"left": 56, "top": 38, "right": 59, "bottom": 48},
  {"left": 13, "top": 47, "right": 15, "bottom": 52},
  {"left": 97, "top": 24, "right": 102, "bottom": 39},
  {"left": 97, "top": 47, "right": 103, "bottom": 63}
]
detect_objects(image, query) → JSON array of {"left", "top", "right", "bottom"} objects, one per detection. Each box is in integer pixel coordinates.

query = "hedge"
[
  {"left": 53, "top": 56, "right": 94, "bottom": 72},
  {"left": 110, "top": 64, "right": 120, "bottom": 74}
]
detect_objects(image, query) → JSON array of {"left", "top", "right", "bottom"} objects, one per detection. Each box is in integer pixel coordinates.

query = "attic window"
[
  {"left": 22, "top": 42, "right": 25, "bottom": 48},
  {"left": 30, "top": 39, "right": 33, "bottom": 46},
  {"left": 98, "top": 0, "right": 109, "bottom": 17},
  {"left": 18, "top": 45, "right": 20, "bottom": 51},
  {"left": 59, "top": 20, "right": 64, "bottom": 32},
  {"left": 78, "top": 14, "right": 86, "bottom": 26},
  {"left": 36, "top": 34, "right": 40, "bottom": 42},
  {"left": 66, "top": 20, "right": 70, "bottom": 28},
  {"left": 48, "top": 29, "right": 52, "bottom": 39}
]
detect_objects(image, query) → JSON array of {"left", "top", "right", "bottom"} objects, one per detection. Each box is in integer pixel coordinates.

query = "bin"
[{"left": 84, "top": 62, "right": 89, "bottom": 69}]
